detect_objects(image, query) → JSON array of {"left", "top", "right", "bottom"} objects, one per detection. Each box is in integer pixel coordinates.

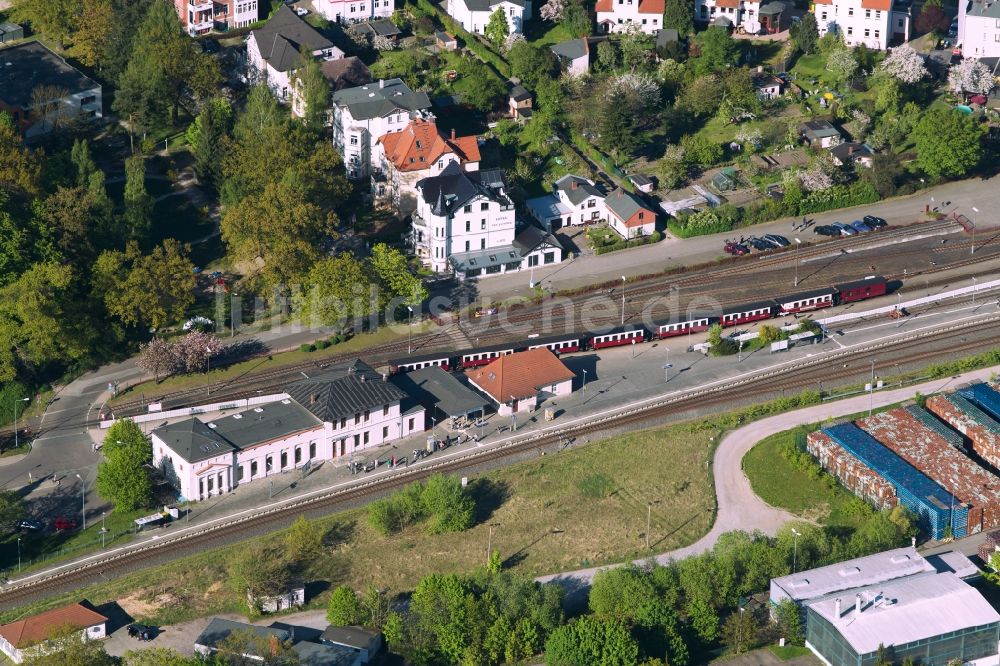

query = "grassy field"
[
  {"left": 743, "top": 419, "right": 876, "bottom": 530},
  {"left": 2, "top": 419, "right": 717, "bottom": 626},
  {"left": 108, "top": 321, "right": 437, "bottom": 405}
]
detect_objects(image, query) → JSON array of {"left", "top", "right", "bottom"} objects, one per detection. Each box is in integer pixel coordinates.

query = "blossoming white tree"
[
  {"left": 948, "top": 58, "right": 996, "bottom": 95},
  {"left": 540, "top": 0, "right": 566, "bottom": 21},
  {"left": 877, "top": 45, "right": 928, "bottom": 84},
  {"left": 503, "top": 33, "right": 525, "bottom": 54},
  {"left": 604, "top": 72, "right": 660, "bottom": 107}
]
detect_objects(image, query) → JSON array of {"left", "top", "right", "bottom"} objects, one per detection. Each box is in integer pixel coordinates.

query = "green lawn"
[
  {"left": 524, "top": 20, "right": 575, "bottom": 47},
  {"left": 769, "top": 644, "right": 814, "bottom": 660},
  {"left": 0, "top": 418, "right": 718, "bottom": 626}
]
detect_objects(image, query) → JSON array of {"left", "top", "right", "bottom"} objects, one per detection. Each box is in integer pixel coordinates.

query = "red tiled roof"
[
  {"left": 377, "top": 119, "right": 481, "bottom": 173},
  {"left": 812, "top": 0, "right": 832, "bottom": 6},
  {"left": 715, "top": 0, "right": 741, "bottom": 8},
  {"left": 0, "top": 601, "right": 107, "bottom": 648},
  {"left": 639, "top": 0, "right": 664, "bottom": 13},
  {"left": 466, "top": 348, "right": 576, "bottom": 403},
  {"left": 861, "top": 0, "right": 891, "bottom": 9},
  {"left": 595, "top": 0, "right": 612, "bottom": 12}
]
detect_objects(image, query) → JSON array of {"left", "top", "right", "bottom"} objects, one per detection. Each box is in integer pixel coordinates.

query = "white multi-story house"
[
  {"left": 411, "top": 163, "right": 563, "bottom": 278},
  {"left": 695, "top": 0, "right": 762, "bottom": 32},
  {"left": 596, "top": 0, "right": 665, "bottom": 33},
  {"left": 332, "top": 79, "right": 433, "bottom": 180},
  {"left": 151, "top": 360, "right": 425, "bottom": 502},
  {"left": 812, "top": 0, "right": 910, "bottom": 50},
  {"left": 373, "top": 118, "right": 481, "bottom": 214},
  {"left": 247, "top": 5, "right": 343, "bottom": 110},
  {"left": 315, "top": 0, "right": 395, "bottom": 23},
  {"left": 174, "top": 0, "right": 259, "bottom": 35},
  {"left": 526, "top": 175, "right": 606, "bottom": 229},
  {"left": 0, "top": 41, "right": 103, "bottom": 138},
  {"left": 447, "top": 0, "right": 529, "bottom": 35},
  {"left": 958, "top": 0, "right": 1000, "bottom": 57}
]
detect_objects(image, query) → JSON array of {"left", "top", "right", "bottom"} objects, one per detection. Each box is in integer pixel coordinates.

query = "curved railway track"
[{"left": 6, "top": 314, "right": 999, "bottom": 610}]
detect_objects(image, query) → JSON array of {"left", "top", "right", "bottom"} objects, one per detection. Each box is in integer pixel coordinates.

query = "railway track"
[{"left": 6, "top": 314, "right": 999, "bottom": 610}]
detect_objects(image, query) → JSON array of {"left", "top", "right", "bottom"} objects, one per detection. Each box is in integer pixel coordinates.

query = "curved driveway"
[{"left": 539, "top": 365, "right": 1000, "bottom": 590}]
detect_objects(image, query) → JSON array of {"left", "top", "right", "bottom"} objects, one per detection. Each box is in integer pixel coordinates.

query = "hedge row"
[
  {"left": 299, "top": 334, "right": 349, "bottom": 353},
  {"left": 409, "top": 0, "right": 511, "bottom": 78},
  {"left": 593, "top": 230, "right": 663, "bottom": 255}
]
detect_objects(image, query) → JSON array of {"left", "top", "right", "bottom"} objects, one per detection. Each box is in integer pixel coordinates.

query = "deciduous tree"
[
  {"left": 10, "top": 0, "right": 78, "bottom": 47},
  {"left": 878, "top": 44, "right": 928, "bottom": 83},
  {"left": 294, "top": 54, "right": 331, "bottom": 131},
  {"left": 293, "top": 253, "right": 373, "bottom": 328},
  {"left": 790, "top": 12, "right": 818, "bottom": 54},
  {"left": 136, "top": 338, "right": 179, "bottom": 382},
  {"left": 913, "top": 108, "right": 984, "bottom": 179},
  {"left": 72, "top": 0, "right": 114, "bottom": 67},
  {"left": 544, "top": 615, "right": 639, "bottom": 666},
  {"left": 915, "top": 2, "right": 949, "bottom": 35},
  {"left": 0, "top": 116, "right": 42, "bottom": 199},
  {"left": 0, "top": 490, "right": 26, "bottom": 527},
  {"left": 485, "top": 7, "right": 510, "bottom": 46},
  {"left": 369, "top": 243, "right": 427, "bottom": 310},
  {"left": 663, "top": 0, "right": 694, "bottom": 36},
  {"left": 101, "top": 240, "right": 196, "bottom": 329},
  {"left": 721, "top": 608, "right": 758, "bottom": 654},
  {"left": 124, "top": 155, "right": 153, "bottom": 241},
  {"left": 657, "top": 144, "right": 689, "bottom": 188},
  {"left": 327, "top": 586, "right": 363, "bottom": 626},
  {"left": 285, "top": 515, "right": 325, "bottom": 562},
  {"left": 693, "top": 27, "right": 740, "bottom": 74},
  {"left": 96, "top": 419, "right": 152, "bottom": 511},
  {"left": 121, "top": 647, "right": 203, "bottom": 665},
  {"left": 948, "top": 57, "right": 996, "bottom": 95}
]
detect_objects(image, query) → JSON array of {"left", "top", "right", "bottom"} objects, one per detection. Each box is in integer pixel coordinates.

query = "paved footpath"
[{"left": 538, "top": 365, "right": 1000, "bottom": 590}]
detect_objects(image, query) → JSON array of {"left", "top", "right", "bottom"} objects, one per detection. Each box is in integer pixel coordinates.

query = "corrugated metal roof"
[
  {"left": 807, "top": 573, "right": 1000, "bottom": 656},
  {"left": 857, "top": 408, "right": 1000, "bottom": 506},
  {"left": 771, "top": 547, "right": 934, "bottom": 603},
  {"left": 960, "top": 383, "right": 1000, "bottom": 424},
  {"left": 285, "top": 359, "right": 407, "bottom": 423}
]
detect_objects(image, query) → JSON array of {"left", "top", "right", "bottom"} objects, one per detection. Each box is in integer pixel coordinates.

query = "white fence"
[{"left": 100, "top": 393, "right": 289, "bottom": 429}]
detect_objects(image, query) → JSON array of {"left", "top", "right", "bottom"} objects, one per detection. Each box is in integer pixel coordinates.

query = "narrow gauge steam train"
[{"left": 389, "top": 276, "right": 887, "bottom": 373}]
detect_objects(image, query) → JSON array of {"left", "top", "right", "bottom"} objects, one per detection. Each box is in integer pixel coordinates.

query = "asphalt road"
[
  {"left": 537, "top": 365, "right": 1000, "bottom": 594},
  {"left": 475, "top": 173, "right": 1000, "bottom": 299}
]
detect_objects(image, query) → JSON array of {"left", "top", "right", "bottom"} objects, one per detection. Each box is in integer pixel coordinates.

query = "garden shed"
[{"left": 710, "top": 167, "right": 739, "bottom": 192}]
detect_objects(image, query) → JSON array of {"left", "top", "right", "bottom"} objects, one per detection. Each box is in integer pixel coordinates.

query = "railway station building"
[
  {"left": 806, "top": 423, "right": 967, "bottom": 539},
  {"left": 856, "top": 406, "right": 1000, "bottom": 534},
  {"left": 465, "top": 348, "right": 575, "bottom": 416},
  {"left": 927, "top": 385, "right": 1000, "bottom": 472},
  {"left": 152, "top": 360, "right": 425, "bottom": 502}
]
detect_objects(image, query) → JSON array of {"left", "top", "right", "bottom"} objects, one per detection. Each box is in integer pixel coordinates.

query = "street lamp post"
[
  {"left": 510, "top": 396, "right": 516, "bottom": 432},
  {"left": 737, "top": 606, "right": 745, "bottom": 654},
  {"left": 13, "top": 397, "right": 29, "bottom": 450},
  {"left": 100, "top": 512, "right": 108, "bottom": 548},
  {"left": 486, "top": 522, "right": 499, "bottom": 563},
  {"left": 206, "top": 346, "right": 213, "bottom": 396},
  {"left": 631, "top": 339, "right": 636, "bottom": 359},
  {"left": 230, "top": 292, "right": 239, "bottom": 337},
  {"left": 582, "top": 369, "right": 587, "bottom": 401},
  {"left": 793, "top": 238, "right": 801, "bottom": 286},
  {"left": 407, "top": 305, "right": 414, "bottom": 354},
  {"left": 17, "top": 537, "right": 21, "bottom": 573},
  {"left": 620, "top": 276, "right": 626, "bottom": 326},
  {"left": 973, "top": 277, "right": 978, "bottom": 306},
  {"left": 75, "top": 473, "right": 86, "bottom": 530},
  {"left": 868, "top": 359, "right": 877, "bottom": 417},
  {"left": 791, "top": 527, "right": 801, "bottom": 573},
  {"left": 645, "top": 500, "right": 660, "bottom": 549},
  {"left": 821, "top": 310, "right": 828, "bottom": 345}
]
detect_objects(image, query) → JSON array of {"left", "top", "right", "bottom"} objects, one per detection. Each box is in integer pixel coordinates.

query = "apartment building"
[
  {"left": 315, "top": 0, "right": 395, "bottom": 24},
  {"left": 247, "top": 5, "right": 343, "bottom": 110},
  {"left": 596, "top": 0, "right": 665, "bottom": 33},
  {"left": 373, "top": 118, "right": 481, "bottom": 214},
  {"left": 447, "top": 0, "right": 529, "bottom": 36},
  {"left": 959, "top": 0, "right": 1000, "bottom": 57},
  {"left": 331, "top": 78, "right": 432, "bottom": 179},
  {"left": 812, "top": 0, "right": 910, "bottom": 50},
  {"left": 174, "top": 0, "right": 259, "bottom": 35},
  {"left": 0, "top": 41, "right": 103, "bottom": 138},
  {"left": 695, "top": 0, "right": 761, "bottom": 32}
]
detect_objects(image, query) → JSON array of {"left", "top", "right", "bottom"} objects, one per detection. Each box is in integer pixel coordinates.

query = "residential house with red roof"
[
  {"left": 603, "top": 187, "right": 657, "bottom": 239},
  {"left": 596, "top": 0, "right": 665, "bottom": 33},
  {"left": 812, "top": 0, "right": 910, "bottom": 49},
  {"left": 695, "top": 0, "right": 764, "bottom": 32},
  {"left": 466, "top": 348, "right": 576, "bottom": 416},
  {"left": 373, "top": 118, "right": 481, "bottom": 214},
  {"left": 0, "top": 600, "right": 107, "bottom": 664}
]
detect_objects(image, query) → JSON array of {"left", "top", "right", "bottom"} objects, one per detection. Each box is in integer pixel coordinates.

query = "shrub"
[
  {"left": 367, "top": 473, "right": 475, "bottom": 536},
  {"left": 316, "top": 339, "right": 330, "bottom": 350},
  {"left": 299, "top": 343, "right": 316, "bottom": 353}
]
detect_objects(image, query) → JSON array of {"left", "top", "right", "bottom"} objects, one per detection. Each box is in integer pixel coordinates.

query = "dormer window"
[{"left": 415, "top": 140, "right": 422, "bottom": 148}]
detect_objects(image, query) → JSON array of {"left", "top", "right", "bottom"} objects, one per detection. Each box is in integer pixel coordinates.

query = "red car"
[{"left": 53, "top": 517, "right": 77, "bottom": 531}]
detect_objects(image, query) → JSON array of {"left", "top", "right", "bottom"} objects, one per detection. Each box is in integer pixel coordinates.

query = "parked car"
[
  {"left": 948, "top": 20, "right": 958, "bottom": 37},
  {"left": 747, "top": 237, "right": 772, "bottom": 251},
  {"left": 53, "top": 517, "right": 77, "bottom": 531},
  {"left": 831, "top": 222, "right": 857, "bottom": 236},
  {"left": 16, "top": 519, "right": 43, "bottom": 532},
  {"left": 813, "top": 225, "right": 840, "bottom": 236},
  {"left": 863, "top": 215, "right": 887, "bottom": 229},
  {"left": 127, "top": 624, "right": 154, "bottom": 641},
  {"left": 850, "top": 220, "right": 874, "bottom": 233},
  {"left": 763, "top": 233, "right": 790, "bottom": 247},
  {"left": 724, "top": 241, "right": 749, "bottom": 256}
]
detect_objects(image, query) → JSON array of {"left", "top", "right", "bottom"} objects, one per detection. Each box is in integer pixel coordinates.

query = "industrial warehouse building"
[
  {"left": 770, "top": 547, "right": 997, "bottom": 666},
  {"left": 857, "top": 406, "right": 1000, "bottom": 535},
  {"left": 808, "top": 383, "right": 1000, "bottom": 540},
  {"left": 807, "top": 422, "right": 965, "bottom": 539}
]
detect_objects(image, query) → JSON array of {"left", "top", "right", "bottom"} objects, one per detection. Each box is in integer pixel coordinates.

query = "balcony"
[
  {"left": 187, "top": 17, "right": 214, "bottom": 35},
  {"left": 189, "top": 0, "right": 213, "bottom": 10}
]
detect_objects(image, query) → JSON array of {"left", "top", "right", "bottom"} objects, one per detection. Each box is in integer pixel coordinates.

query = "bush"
[
  {"left": 367, "top": 473, "right": 475, "bottom": 536},
  {"left": 299, "top": 343, "right": 314, "bottom": 353},
  {"left": 316, "top": 339, "right": 330, "bottom": 350}
]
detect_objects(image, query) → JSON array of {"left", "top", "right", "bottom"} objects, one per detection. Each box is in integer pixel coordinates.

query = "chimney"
[
  {"left": 617, "top": 189, "right": 623, "bottom": 197},
  {"left": 848, "top": 145, "right": 855, "bottom": 155},
  {"left": 361, "top": 374, "right": 366, "bottom": 382},
  {"left": 757, "top": 65, "right": 763, "bottom": 73},
  {"left": 835, "top": 598, "right": 842, "bottom": 618},
  {"left": 911, "top": 536, "right": 916, "bottom": 548},
  {"left": 583, "top": 37, "right": 590, "bottom": 54},
  {"left": 382, "top": 373, "right": 388, "bottom": 382},
  {"left": 310, "top": 393, "right": 317, "bottom": 404},
  {"left": 379, "top": 78, "right": 385, "bottom": 89},
  {"left": 571, "top": 180, "right": 578, "bottom": 190},
  {"left": 451, "top": 128, "right": 456, "bottom": 140},
  {"left": 855, "top": 593, "right": 862, "bottom": 618}
]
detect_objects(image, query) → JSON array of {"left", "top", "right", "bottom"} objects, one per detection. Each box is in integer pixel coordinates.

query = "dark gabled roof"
[
  {"left": 435, "top": 30, "right": 457, "bottom": 42},
  {"left": 208, "top": 400, "right": 323, "bottom": 449},
  {"left": 509, "top": 84, "right": 532, "bottom": 101},
  {"left": 151, "top": 419, "right": 236, "bottom": 464},
  {"left": 320, "top": 625, "right": 380, "bottom": 650},
  {"left": 554, "top": 174, "right": 603, "bottom": 206},
  {"left": 321, "top": 56, "right": 372, "bottom": 91},
  {"left": 0, "top": 41, "right": 101, "bottom": 110},
  {"left": 800, "top": 119, "right": 841, "bottom": 138},
  {"left": 829, "top": 141, "right": 873, "bottom": 161},
  {"left": 416, "top": 162, "right": 510, "bottom": 215},
  {"left": 656, "top": 28, "right": 680, "bottom": 46},
  {"left": 603, "top": 188, "right": 651, "bottom": 222},
  {"left": 250, "top": 5, "right": 335, "bottom": 73},
  {"left": 513, "top": 225, "right": 564, "bottom": 255},
  {"left": 285, "top": 359, "right": 408, "bottom": 423},
  {"left": 551, "top": 38, "right": 588, "bottom": 61},
  {"left": 195, "top": 618, "right": 289, "bottom": 651},
  {"left": 293, "top": 641, "right": 360, "bottom": 666},
  {"left": 354, "top": 18, "right": 402, "bottom": 37},
  {"left": 462, "top": 0, "right": 525, "bottom": 10},
  {"left": 629, "top": 174, "right": 654, "bottom": 187},
  {"left": 390, "top": 367, "right": 489, "bottom": 418},
  {"left": 331, "top": 78, "right": 432, "bottom": 120}
]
